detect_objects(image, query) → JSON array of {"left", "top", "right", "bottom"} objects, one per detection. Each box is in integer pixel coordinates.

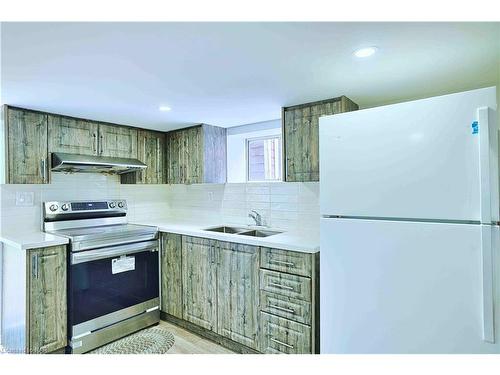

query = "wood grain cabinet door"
[
  {"left": 27, "top": 245, "right": 67, "bottom": 354},
  {"left": 137, "top": 130, "right": 165, "bottom": 184},
  {"left": 217, "top": 242, "right": 260, "bottom": 350},
  {"left": 48, "top": 115, "right": 98, "bottom": 156},
  {"left": 186, "top": 127, "right": 202, "bottom": 184},
  {"left": 7, "top": 108, "right": 48, "bottom": 184},
  {"left": 98, "top": 123, "right": 138, "bottom": 159},
  {"left": 182, "top": 236, "right": 217, "bottom": 332},
  {"left": 160, "top": 233, "right": 183, "bottom": 318},
  {"left": 166, "top": 131, "right": 181, "bottom": 184},
  {"left": 283, "top": 96, "right": 358, "bottom": 182}
]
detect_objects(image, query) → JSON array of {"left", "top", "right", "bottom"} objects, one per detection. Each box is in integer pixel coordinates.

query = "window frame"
[{"left": 245, "top": 134, "right": 282, "bottom": 183}]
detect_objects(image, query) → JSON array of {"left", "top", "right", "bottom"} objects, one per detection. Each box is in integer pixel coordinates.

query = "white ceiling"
[{"left": 1, "top": 22, "right": 499, "bottom": 131}]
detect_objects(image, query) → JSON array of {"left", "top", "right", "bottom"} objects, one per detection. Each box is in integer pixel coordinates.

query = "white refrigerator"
[{"left": 319, "top": 86, "right": 500, "bottom": 353}]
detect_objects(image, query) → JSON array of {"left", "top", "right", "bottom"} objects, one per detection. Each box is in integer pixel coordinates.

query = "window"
[{"left": 246, "top": 135, "right": 282, "bottom": 182}]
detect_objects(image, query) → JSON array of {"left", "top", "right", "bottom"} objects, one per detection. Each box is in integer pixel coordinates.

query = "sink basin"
[
  {"left": 203, "top": 226, "right": 283, "bottom": 238},
  {"left": 204, "top": 226, "right": 248, "bottom": 234},
  {"left": 238, "top": 229, "right": 283, "bottom": 238}
]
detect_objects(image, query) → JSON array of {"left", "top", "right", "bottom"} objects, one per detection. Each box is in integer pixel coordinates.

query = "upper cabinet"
[
  {"left": 122, "top": 129, "right": 165, "bottom": 184},
  {"left": 48, "top": 115, "right": 99, "bottom": 156},
  {"left": 166, "top": 124, "right": 227, "bottom": 184},
  {"left": 98, "top": 123, "right": 138, "bottom": 159},
  {"left": 282, "top": 96, "right": 358, "bottom": 182},
  {"left": 4, "top": 107, "right": 49, "bottom": 184}
]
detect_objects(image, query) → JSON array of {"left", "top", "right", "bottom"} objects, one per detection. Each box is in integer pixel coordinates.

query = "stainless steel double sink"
[{"left": 203, "top": 226, "right": 283, "bottom": 238}]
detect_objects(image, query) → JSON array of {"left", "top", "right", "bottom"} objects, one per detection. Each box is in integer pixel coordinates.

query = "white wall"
[{"left": 226, "top": 119, "right": 281, "bottom": 183}]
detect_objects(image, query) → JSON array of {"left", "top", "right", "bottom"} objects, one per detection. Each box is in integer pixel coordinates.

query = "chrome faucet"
[{"left": 248, "top": 210, "right": 263, "bottom": 226}]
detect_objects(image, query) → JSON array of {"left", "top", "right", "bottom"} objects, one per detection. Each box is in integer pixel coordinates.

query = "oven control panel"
[{"left": 44, "top": 200, "right": 127, "bottom": 215}]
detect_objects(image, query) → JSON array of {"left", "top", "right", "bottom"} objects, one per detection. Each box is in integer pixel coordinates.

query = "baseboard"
[{"left": 160, "top": 312, "right": 260, "bottom": 354}]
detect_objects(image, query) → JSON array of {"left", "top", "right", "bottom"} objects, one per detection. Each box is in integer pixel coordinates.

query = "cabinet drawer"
[
  {"left": 260, "top": 247, "right": 312, "bottom": 277},
  {"left": 260, "top": 291, "right": 311, "bottom": 325},
  {"left": 260, "top": 269, "right": 311, "bottom": 301},
  {"left": 260, "top": 312, "right": 311, "bottom": 354}
]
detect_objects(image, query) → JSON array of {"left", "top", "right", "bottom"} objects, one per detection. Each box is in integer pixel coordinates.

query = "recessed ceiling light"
[
  {"left": 353, "top": 46, "right": 378, "bottom": 58},
  {"left": 159, "top": 105, "right": 171, "bottom": 112}
]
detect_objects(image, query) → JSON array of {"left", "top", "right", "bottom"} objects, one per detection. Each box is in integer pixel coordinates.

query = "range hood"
[{"left": 51, "top": 152, "right": 147, "bottom": 175}]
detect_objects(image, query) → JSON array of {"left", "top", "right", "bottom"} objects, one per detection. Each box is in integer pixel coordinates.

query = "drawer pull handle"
[
  {"left": 270, "top": 337, "right": 294, "bottom": 349},
  {"left": 269, "top": 259, "right": 295, "bottom": 267},
  {"left": 269, "top": 282, "right": 294, "bottom": 291},
  {"left": 268, "top": 304, "right": 295, "bottom": 314}
]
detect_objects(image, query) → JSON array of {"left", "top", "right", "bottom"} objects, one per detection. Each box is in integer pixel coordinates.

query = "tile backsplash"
[{"left": 0, "top": 173, "right": 319, "bottom": 233}]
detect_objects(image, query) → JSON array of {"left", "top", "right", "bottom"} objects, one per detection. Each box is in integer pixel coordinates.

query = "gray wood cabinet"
[
  {"left": 4, "top": 107, "right": 49, "bottom": 184},
  {"left": 27, "top": 245, "right": 67, "bottom": 354},
  {"left": 122, "top": 129, "right": 165, "bottom": 184},
  {"left": 161, "top": 233, "right": 319, "bottom": 354},
  {"left": 217, "top": 241, "right": 260, "bottom": 350},
  {"left": 259, "top": 248, "right": 319, "bottom": 354},
  {"left": 282, "top": 95, "right": 358, "bottom": 182},
  {"left": 48, "top": 115, "right": 99, "bottom": 156},
  {"left": 166, "top": 124, "right": 226, "bottom": 184},
  {"left": 182, "top": 236, "right": 218, "bottom": 331},
  {"left": 98, "top": 123, "right": 138, "bottom": 159},
  {"left": 160, "top": 233, "right": 183, "bottom": 318}
]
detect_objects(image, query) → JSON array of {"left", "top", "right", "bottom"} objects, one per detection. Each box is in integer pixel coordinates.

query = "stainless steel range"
[{"left": 43, "top": 200, "right": 160, "bottom": 354}]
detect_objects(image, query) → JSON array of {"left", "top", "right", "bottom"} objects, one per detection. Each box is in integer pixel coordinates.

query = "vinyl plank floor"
[{"left": 160, "top": 321, "right": 235, "bottom": 354}]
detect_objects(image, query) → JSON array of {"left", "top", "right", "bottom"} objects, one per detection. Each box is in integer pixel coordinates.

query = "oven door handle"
[{"left": 71, "top": 240, "right": 159, "bottom": 265}]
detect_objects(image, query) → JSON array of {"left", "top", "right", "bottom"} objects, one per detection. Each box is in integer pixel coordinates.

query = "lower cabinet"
[
  {"left": 217, "top": 241, "right": 260, "bottom": 351},
  {"left": 260, "top": 312, "right": 311, "bottom": 354},
  {"left": 27, "top": 245, "right": 67, "bottom": 353},
  {"left": 182, "top": 236, "right": 218, "bottom": 331},
  {"left": 160, "top": 233, "right": 183, "bottom": 318},
  {"left": 159, "top": 233, "right": 318, "bottom": 354}
]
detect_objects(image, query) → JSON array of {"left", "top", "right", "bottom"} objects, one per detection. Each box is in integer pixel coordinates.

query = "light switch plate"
[{"left": 16, "top": 192, "right": 35, "bottom": 206}]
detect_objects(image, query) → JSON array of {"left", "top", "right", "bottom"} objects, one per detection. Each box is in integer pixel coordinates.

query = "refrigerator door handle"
[
  {"left": 480, "top": 225, "right": 495, "bottom": 343},
  {"left": 478, "top": 106, "right": 499, "bottom": 224}
]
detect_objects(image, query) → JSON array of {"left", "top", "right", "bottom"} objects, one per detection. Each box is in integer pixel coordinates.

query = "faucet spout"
[{"left": 248, "top": 210, "right": 263, "bottom": 226}]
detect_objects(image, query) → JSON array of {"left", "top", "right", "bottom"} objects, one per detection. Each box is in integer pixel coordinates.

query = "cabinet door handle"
[
  {"left": 92, "top": 133, "right": 97, "bottom": 153},
  {"left": 99, "top": 135, "right": 104, "bottom": 155},
  {"left": 269, "top": 282, "right": 294, "bottom": 291},
  {"left": 40, "top": 158, "right": 47, "bottom": 182},
  {"left": 156, "top": 139, "right": 160, "bottom": 182},
  {"left": 269, "top": 259, "right": 295, "bottom": 267},
  {"left": 32, "top": 254, "right": 39, "bottom": 279},
  {"left": 270, "top": 337, "right": 294, "bottom": 349},
  {"left": 268, "top": 304, "right": 295, "bottom": 314}
]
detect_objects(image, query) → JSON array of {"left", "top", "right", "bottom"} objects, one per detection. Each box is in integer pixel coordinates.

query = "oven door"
[{"left": 68, "top": 240, "right": 159, "bottom": 334}]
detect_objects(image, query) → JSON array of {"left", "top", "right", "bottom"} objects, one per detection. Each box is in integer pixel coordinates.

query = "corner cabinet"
[
  {"left": 159, "top": 233, "right": 318, "bottom": 354},
  {"left": 282, "top": 95, "right": 358, "bottom": 182},
  {"left": 3, "top": 107, "right": 49, "bottom": 184},
  {"left": 1, "top": 243, "right": 67, "bottom": 354},
  {"left": 122, "top": 129, "right": 165, "bottom": 184},
  {"left": 166, "top": 124, "right": 227, "bottom": 184}
]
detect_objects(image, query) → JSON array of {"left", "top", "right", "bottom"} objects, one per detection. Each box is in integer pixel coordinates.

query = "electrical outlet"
[
  {"left": 208, "top": 191, "right": 214, "bottom": 201},
  {"left": 16, "top": 192, "right": 35, "bottom": 206}
]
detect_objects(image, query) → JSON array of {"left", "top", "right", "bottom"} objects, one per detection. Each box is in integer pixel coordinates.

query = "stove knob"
[
  {"left": 61, "top": 204, "right": 70, "bottom": 211},
  {"left": 118, "top": 201, "right": 124, "bottom": 208},
  {"left": 49, "top": 204, "right": 59, "bottom": 212},
  {"left": 109, "top": 202, "right": 116, "bottom": 208}
]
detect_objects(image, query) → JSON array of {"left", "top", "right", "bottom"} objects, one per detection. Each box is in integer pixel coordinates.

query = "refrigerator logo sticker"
[{"left": 472, "top": 121, "right": 479, "bottom": 135}]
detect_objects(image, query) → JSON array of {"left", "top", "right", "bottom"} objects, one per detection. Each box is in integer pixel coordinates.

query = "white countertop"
[
  {"left": 0, "top": 219, "right": 319, "bottom": 253},
  {"left": 133, "top": 219, "right": 319, "bottom": 253},
  {"left": 0, "top": 231, "right": 69, "bottom": 251}
]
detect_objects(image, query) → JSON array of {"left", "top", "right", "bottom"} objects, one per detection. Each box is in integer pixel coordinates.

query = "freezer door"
[
  {"left": 320, "top": 217, "right": 500, "bottom": 353},
  {"left": 319, "top": 87, "right": 498, "bottom": 221}
]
